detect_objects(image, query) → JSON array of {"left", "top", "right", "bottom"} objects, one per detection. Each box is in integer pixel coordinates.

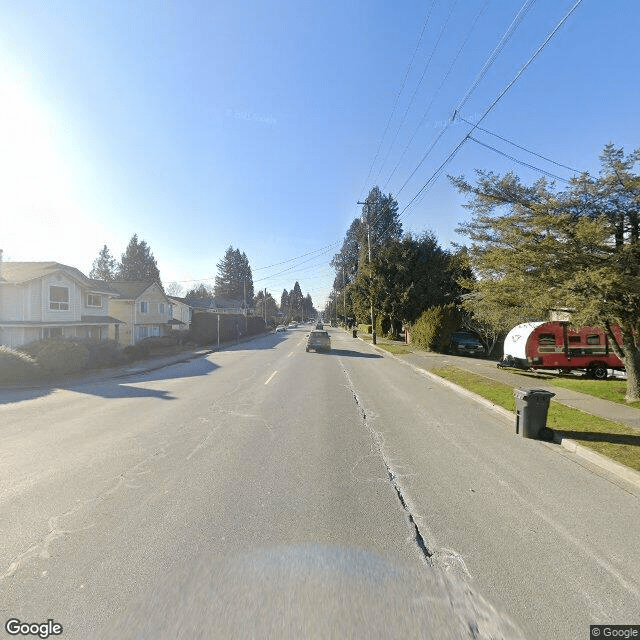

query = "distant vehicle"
[
  {"left": 498, "top": 321, "right": 625, "bottom": 379},
  {"left": 315, "top": 322, "right": 323, "bottom": 330},
  {"left": 288, "top": 322, "right": 297, "bottom": 329},
  {"left": 275, "top": 325, "right": 287, "bottom": 333},
  {"left": 447, "top": 332, "right": 486, "bottom": 357},
  {"left": 306, "top": 330, "right": 331, "bottom": 352}
]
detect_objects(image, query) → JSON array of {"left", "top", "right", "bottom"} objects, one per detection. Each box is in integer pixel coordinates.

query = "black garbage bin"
[
  {"left": 352, "top": 329, "right": 357, "bottom": 338},
  {"left": 514, "top": 388, "right": 555, "bottom": 439}
]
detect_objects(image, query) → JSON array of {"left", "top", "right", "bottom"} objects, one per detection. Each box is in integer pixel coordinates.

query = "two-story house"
[
  {"left": 108, "top": 282, "right": 172, "bottom": 345},
  {"left": 167, "top": 296, "right": 191, "bottom": 333},
  {"left": 0, "top": 262, "right": 122, "bottom": 349}
]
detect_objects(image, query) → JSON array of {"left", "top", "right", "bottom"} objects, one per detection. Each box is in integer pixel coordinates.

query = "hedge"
[
  {"left": 0, "top": 346, "right": 40, "bottom": 383},
  {"left": 20, "top": 340, "right": 89, "bottom": 376},
  {"left": 409, "top": 304, "right": 461, "bottom": 352},
  {"left": 358, "top": 323, "right": 372, "bottom": 334}
]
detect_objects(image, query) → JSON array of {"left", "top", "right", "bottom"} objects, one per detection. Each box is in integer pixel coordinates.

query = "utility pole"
[
  {"left": 357, "top": 200, "right": 376, "bottom": 344},
  {"left": 343, "top": 267, "right": 346, "bottom": 327}
]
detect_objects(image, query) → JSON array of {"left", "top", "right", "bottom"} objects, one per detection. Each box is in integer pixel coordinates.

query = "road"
[{"left": 1, "top": 328, "right": 639, "bottom": 639}]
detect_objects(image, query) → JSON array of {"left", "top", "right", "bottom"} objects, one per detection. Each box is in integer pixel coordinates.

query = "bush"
[
  {"left": 21, "top": 340, "right": 89, "bottom": 376},
  {"left": 138, "top": 336, "right": 179, "bottom": 350},
  {"left": 410, "top": 304, "right": 461, "bottom": 352},
  {"left": 0, "top": 346, "right": 40, "bottom": 383},
  {"left": 74, "top": 339, "right": 126, "bottom": 369},
  {"left": 358, "top": 323, "right": 372, "bottom": 334},
  {"left": 123, "top": 342, "right": 151, "bottom": 361}
]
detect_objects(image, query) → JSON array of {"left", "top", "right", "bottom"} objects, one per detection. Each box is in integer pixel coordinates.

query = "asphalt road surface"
[{"left": 1, "top": 328, "right": 639, "bottom": 639}]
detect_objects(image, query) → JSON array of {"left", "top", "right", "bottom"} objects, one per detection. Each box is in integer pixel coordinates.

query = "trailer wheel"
[{"left": 589, "top": 365, "right": 609, "bottom": 380}]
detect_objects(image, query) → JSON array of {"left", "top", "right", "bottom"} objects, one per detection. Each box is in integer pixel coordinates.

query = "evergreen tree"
[
  {"left": 116, "top": 234, "right": 161, "bottom": 284},
  {"left": 89, "top": 245, "right": 116, "bottom": 281},
  {"left": 452, "top": 144, "right": 640, "bottom": 401},
  {"left": 280, "top": 289, "right": 289, "bottom": 313},
  {"left": 214, "top": 246, "right": 255, "bottom": 305}
]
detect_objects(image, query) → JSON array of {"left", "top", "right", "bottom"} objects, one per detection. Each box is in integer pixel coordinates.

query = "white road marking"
[
  {"left": 264, "top": 370, "right": 278, "bottom": 385},
  {"left": 287, "top": 351, "right": 294, "bottom": 358}
]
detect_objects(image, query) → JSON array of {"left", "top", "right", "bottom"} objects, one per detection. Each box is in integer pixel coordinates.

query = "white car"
[{"left": 275, "top": 325, "right": 287, "bottom": 333}]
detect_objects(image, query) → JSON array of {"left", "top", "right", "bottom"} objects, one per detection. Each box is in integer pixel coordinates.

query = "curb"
[{"left": 359, "top": 337, "right": 640, "bottom": 491}]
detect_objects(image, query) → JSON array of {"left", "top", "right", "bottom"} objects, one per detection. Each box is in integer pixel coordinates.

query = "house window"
[
  {"left": 587, "top": 334, "right": 601, "bottom": 345},
  {"left": 43, "top": 327, "right": 64, "bottom": 339},
  {"left": 159, "top": 303, "right": 164, "bottom": 314},
  {"left": 140, "top": 301, "right": 148, "bottom": 314},
  {"left": 49, "top": 286, "right": 69, "bottom": 310},
  {"left": 139, "top": 326, "right": 150, "bottom": 339},
  {"left": 87, "top": 294, "right": 102, "bottom": 307}
]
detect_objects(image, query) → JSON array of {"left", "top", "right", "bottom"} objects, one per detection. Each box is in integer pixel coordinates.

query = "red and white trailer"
[{"left": 499, "top": 321, "right": 625, "bottom": 379}]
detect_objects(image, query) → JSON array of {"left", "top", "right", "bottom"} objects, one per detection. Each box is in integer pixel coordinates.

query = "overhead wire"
[
  {"left": 383, "top": 0, "right": 490, "bottom": 192},
  {"left": 354, "top": 0, "right": 438, "bottom": 209},
  {"left": 456, "top": 115, "right": 582, "bottom": 173},
  {"left": 374, "top": 0, "right": 460, "bottom": 185}
]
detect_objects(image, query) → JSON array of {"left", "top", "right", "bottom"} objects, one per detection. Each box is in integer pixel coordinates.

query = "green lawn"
[
  {"left": 506, "top": 369, "right": 640, "bottom": 409},
  {"left": 375, "top": 343, "right": 412, "bottom": 355},
  {"left": 432, "top": 366, "right": 640, "bottom": 472}
]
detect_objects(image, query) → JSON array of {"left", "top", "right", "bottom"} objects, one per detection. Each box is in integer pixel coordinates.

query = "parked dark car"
[{"left": 447, "top": 332, "right": 486, "bottom": 357}]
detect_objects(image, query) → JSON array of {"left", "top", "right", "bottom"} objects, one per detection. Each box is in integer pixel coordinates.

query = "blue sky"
[{"left": 2, "top": 1, "right": 639, "bottom": 307}]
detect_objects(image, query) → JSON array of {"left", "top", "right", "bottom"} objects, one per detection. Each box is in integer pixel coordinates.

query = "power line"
[
  {"left": 457, "top": 115, "right": 582, "bottom": 173},
  {"left": 374, "top": 0, "right": 460, "bottom": 185},
  {"left": 467, "top": 135, "right": 571, "bottom": 182},
  {"left": 383, "top": 0, "right": 490, "bottom": 192},
  {"left": 453, "top": 0, "right": 539, "bottom": 115},
  {"left": 355, "top": 0, "right": 438, "bottom": 208}
]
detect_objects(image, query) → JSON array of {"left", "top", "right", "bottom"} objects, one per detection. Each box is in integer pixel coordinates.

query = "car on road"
[
  {"left": 288, "top": 322, "right": 297, "bottom": 329},
  {"left": 306, "top": 330, "right": 331, "bottom": 352},
  {"left": 315, "top": 322, "right": 324, "bottom": 330},
  {"left": 275, "top": 325, "right": 287, "bottom": 333},
  {"left": 447, "top": 332, "right": 486, "bottom": 357}
]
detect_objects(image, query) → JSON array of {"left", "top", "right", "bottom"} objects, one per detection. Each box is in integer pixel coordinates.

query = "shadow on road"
[
  {"left": 314, "top": 348, "right": 383, "bottom": 359},
  {"left": 556, "top": 430, "right": 640, "bottom": 447},
  {"left": 0, "top": 356, "right": 220, "bottom": 404}
]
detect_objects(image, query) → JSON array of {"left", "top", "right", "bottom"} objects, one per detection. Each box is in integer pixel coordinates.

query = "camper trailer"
[{"left": 499, "top": 321, "right": 624, "bottom": 379}]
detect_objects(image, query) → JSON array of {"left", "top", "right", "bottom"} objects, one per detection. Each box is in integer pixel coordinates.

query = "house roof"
[
  {"left": 0, "top": 262, "right": 117, "bottom": 295},
  {"left": 108, "top": 281, "right": 166, "bottom": 301}
]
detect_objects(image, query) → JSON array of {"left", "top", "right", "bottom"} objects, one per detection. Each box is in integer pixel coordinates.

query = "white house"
[
  {"left": 0, "top": 261, "right": 122, "bottom": 349},
  {"left": 167, "top": 296, "right": 191, "bottom": 332}
]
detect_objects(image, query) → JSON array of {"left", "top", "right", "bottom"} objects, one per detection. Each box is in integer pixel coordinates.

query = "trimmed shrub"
[
  {"left": 74, "top": 339, "right": 126, "bottom": 369},
  {"left": 0, "top": 346, "right": 40, "bottom": 383},
  {"left": 410, "top": 304, "right": 461, "bottom": 352},
  {"left": 123, "top": 342, "right": 151, "bottom": 361},
  {"left": 138, "top": 336, "right": 179, "bottom": 350},
  {"left": 23, "top": 340, "right": 89, "bottom": 376}
]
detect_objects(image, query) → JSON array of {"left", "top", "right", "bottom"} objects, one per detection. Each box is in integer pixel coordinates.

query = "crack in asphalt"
[{"left": 341, "top": 362, "right": 433, "bottom": 563}]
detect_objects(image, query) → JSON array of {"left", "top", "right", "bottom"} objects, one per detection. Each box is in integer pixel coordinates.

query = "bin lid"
[{"left": 513, "top": 387, "right": 556, "bottom": 399}]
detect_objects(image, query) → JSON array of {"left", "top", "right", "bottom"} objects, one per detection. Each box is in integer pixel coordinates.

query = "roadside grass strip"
[
  {"left": 432, "top": 367, "right": 640, "bottom": 472},
  {"left": 506, "top": 369, "right": 640, "bottom": 409},
  {"left": 376, "top": 343, "right": 412, "bottom": 355}
]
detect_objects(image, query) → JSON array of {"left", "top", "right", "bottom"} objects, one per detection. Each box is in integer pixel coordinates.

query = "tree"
[
  {"left": 280, "top": 289, "right": 289, "bottom": 314},
  {"left": 214, "top": 246, "right": 254, "bottom": 305},
  {"left": 89, "top": 245, "right": 116, "bottom": 281},
  {"left": 289, "top": 281, "right": 303, "bottom": 321},
  {"left": 255, "top": 291, "right": 278, "bottom": 323},
  {"left": 116, "top": 234, "right": 162, "bottom": 285},
  {"left": 184, "top": 283, "right": 214, "bottom": 302},
  {"left": 360, "top": 186, "right": 402, "bottom": 250},
  {"left": 166, "top": 282, "right": 184, "bottom": 297},
  {"left": 451, "top": 144, "right": 640, "bottom": 401}
]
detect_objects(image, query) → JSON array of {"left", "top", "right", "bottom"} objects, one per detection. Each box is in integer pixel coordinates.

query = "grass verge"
[
  {"left": 506, "top": 369, "right": 640, "bottom": 409},
  {"left": 432, "top": 366, "right": 640, "bottom": 472},
  {"left": 375, "top": 343, "right": 412, "bottom": 355}
]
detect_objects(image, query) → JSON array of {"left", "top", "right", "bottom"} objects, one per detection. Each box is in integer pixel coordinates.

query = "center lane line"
[{"left": 264, "top": 370, "right": 278, "bottom": 385}]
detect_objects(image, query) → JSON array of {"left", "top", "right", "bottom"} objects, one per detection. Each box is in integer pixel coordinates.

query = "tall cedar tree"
[
  {"left": 214, "top": 246, "right": 254, "bottom": 305},
  {"left": 89, "top": 245, "right": 116, "bottom": 281},
  {"left": 452, "top": 144, "right": 640, "bottom": 401},
  {"left": 116, "top": 234, "right": 162, "bottom": 285}
]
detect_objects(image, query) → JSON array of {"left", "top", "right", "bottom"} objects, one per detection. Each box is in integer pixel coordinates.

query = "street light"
[{"left": 356, "top": 200, "right": 376, "bottom": 345}]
